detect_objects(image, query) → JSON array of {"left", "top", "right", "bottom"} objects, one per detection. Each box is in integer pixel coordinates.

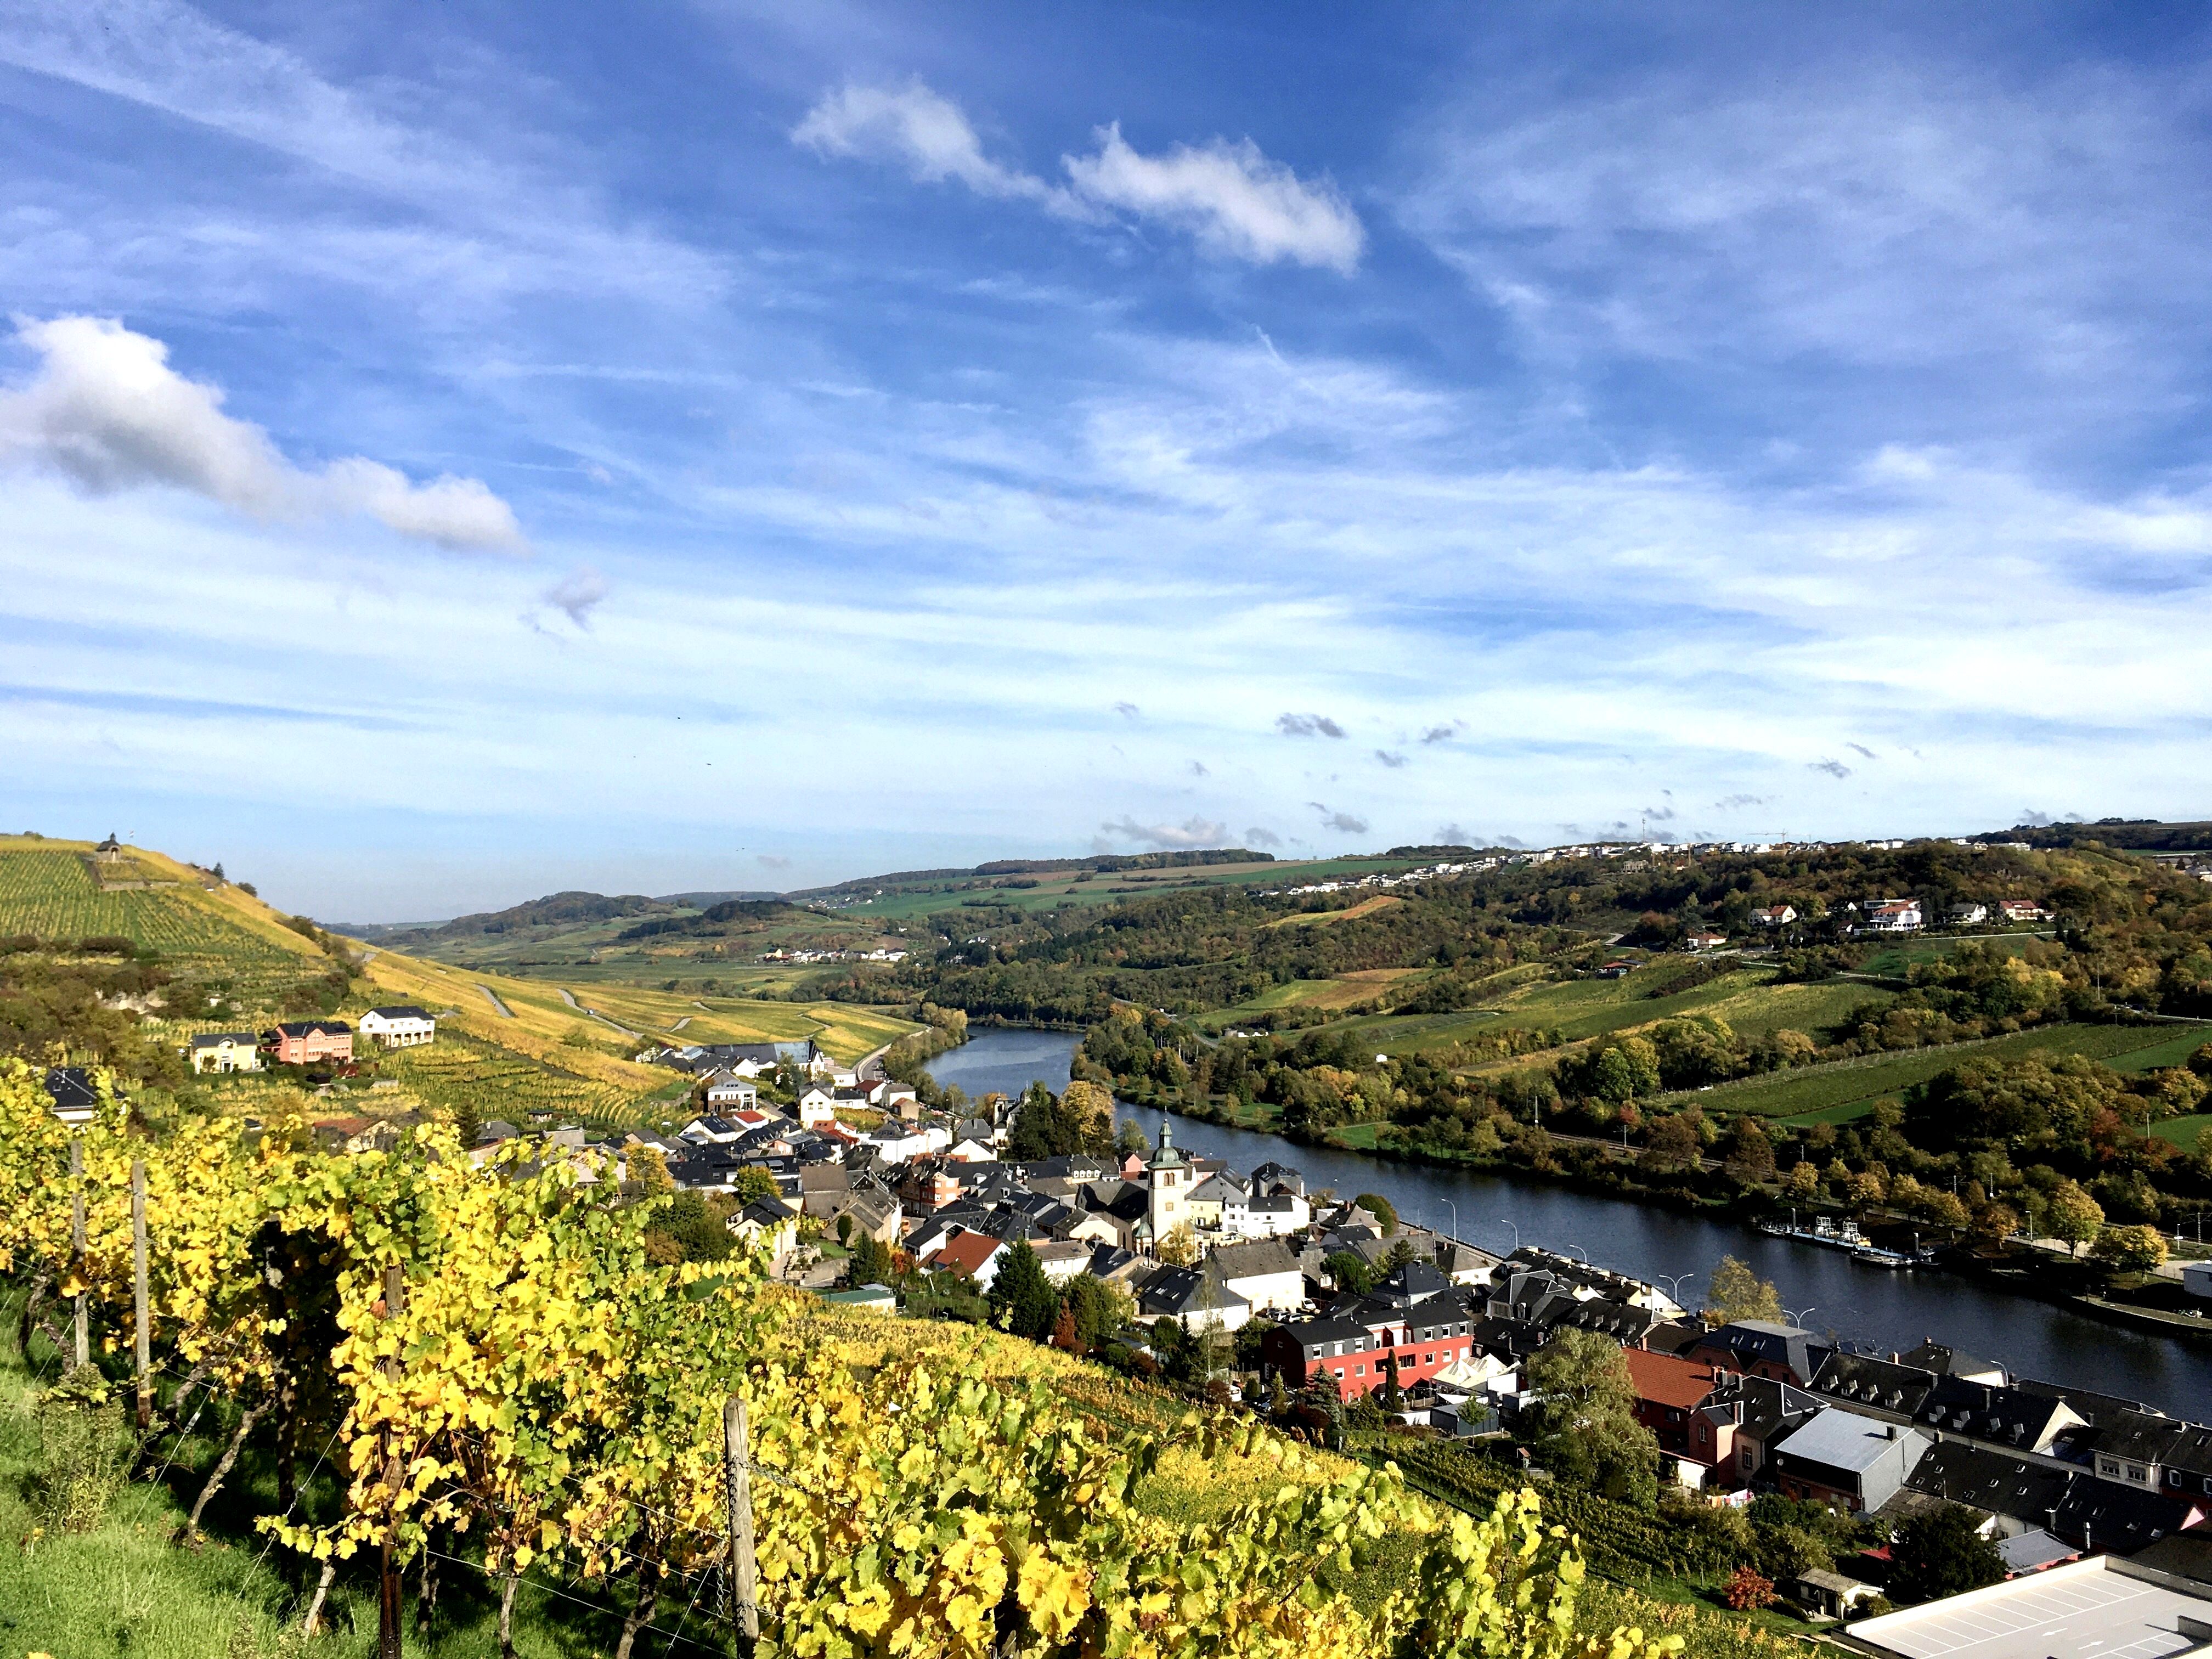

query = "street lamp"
[
  {"left": 1440, "top": 1199, "right": 1460, "bottom": 1242},
  {"left": 1654, "top": 1272, "right": 1697, "bottom": 1310},
  {"left": 1784, "top": 1306, "right": 1816, "bottom": 1329},
  {"left": 1560, "top": 1243, "right": 1589, "bottom": 1263},
  {"left": 1498, "top": 1217, "right": 1520, "bottom": 1253}
]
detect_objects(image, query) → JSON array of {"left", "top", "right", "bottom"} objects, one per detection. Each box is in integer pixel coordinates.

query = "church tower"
[{"left": 1147, "top": 1117, "right": 1189, "bottom": 1248}]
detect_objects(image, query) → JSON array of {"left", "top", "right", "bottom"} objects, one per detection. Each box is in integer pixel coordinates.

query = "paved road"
[
  {"left": 476, "top": 985, "right": 514, "bottom": 1018},
  {"left": 557, "top": 988, "right": 579, "bottom": 1008}
]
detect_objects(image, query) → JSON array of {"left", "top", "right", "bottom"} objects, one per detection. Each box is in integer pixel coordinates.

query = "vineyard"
[
  {"left": 380, "top": 1028, "right": 664, "bottom": 1126},
  {"left": 0, "top": 1060, "right": 1685, "bottom": 1659},
  {"left": 0, "top": 842, "right": 334, "bottom": 1012}
]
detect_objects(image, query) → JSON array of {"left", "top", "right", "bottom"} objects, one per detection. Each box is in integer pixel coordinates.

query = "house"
[
  {"left": 1262, "top": 1279, "right": 1485, "bottom": 1398},
  {"left": 1809, "top": 1352, "right": 1937, "bottom": 1421},
  {"left": 2086, "top": 1410, "right": 2212, "bottom": 1504},
  {"left": 793, "top": 1082, "right": 840, "bottom": 1125},
  {"left": 1684, "top": 930, "right": 1729, "bottom": 951},
  {"left": 1750, "top": 905, "right": 1798, "bottom": 928},
  {"left": 945, "top": 1137, "right": 998, "bottom": 1164},
  {"left": 358, "top": 1006, "right": 436, "bottom": 1048},
  {"left": 1699, "top": 1372, "right": 1822, "bottom": 1487},
  {"left": 189, "top": 1032, "right": 263, "bottom": 1074},
  {"left": 1858, "top": 899, "right": 1923, "bottom": 934},
  {"left": 1222, "top": 1189, "right": 1310, "bottom": 1238},
  {"left": 1946, "top": 902, "right": 1989, "bottom": 925},
  {"left": 1781, "top": 1568, "right": 1880, "bottom": 1622},
  {"left": 1249, "top": 1161, "right": 1305, "bottom": 1198},
  {"left": 1135, "top": 1264, "right": 1250, "bottom": 1333},
  {"left": 2185, "top": 1261, "right": 2212, "bottom": 1301},
  {"left": 816, "top": 1186, "right": 901, "bottom": 1246},
  {"left": 1209, "top": 1237, "right": 1306, "bottom": 1316},
  {"left": 1768, "top": 1409, "right": 1929, "bottom": 1513},
  {"left": 1998, "top": 899, "right": 2049, "bottom": 923},
  {"left": 728, "top": 1196, "right": 800, "bottom": 1267},
  {"left": 704, "top": 1073, "right": 760, "bottom": 1110},
  {"left": 679, "top": 1115, "right": 744, "bottom": 1146},
  {"left": 1897, "top": 1339, "right": 2006, "bottom": 1385},
  {"left": 1689, "top": 1321, "right": 1831, "bottom": 1387},
  {"left": 1896, "top": 1440, "right": 2071, "bottom": 1538},
  {"left": 1184, "top": 1171, "right": 1246, "bottom": 1230},
  {"left": 1912, "top": 1378, "right": 2085, "bottom": 1457},
  {"left": 1031, "top": 1240, "right": 1092, "bottom": 1285},
  {"left": 265, "top": 1020, "right": 354, "bottom": 1065},
  {"left": 1625, "top": 1350, "right": 1725, "bottom": 1483},
  {"left": 932, "top": 1230, "right": 1007, "bottom": 1289},
  {"left": 311, "top": 1114, "right": 416, "bottom": 1154},
  {"left": 43, "top": 1066, "right": 103, "bottom": 1123},
  {"left": 1595, "top": 960, "right": 1635, "bottom": 978}
]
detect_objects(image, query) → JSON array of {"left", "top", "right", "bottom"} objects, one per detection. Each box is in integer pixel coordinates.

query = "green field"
[
  {"left": 2151, "top": 1113, "right": 2212, "bottom": 1150},
  {"left": 1668, "top": 1021, "right": 2212, "bottom": 1125}
]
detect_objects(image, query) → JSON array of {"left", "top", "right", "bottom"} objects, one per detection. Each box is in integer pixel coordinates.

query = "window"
[{"left": 1355, "top": 1364, "right": 1365, "bottom": 1376}]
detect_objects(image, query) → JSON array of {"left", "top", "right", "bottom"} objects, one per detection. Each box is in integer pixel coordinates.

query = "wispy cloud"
[
  {"left": 1277, "top": 712, "right": 1346, "bottom": 738},
  {"left": 1187, "top": 759, "right": 1209, "bottom": 776},
  {"left": 1808, "top": 759, "right": 1852, "bottom": 779},
  {"left": 1847, "top": 742, "right": 1878, "bottom": 759},
  {"left": 0, "top": 317, "right": 524, "bottom": 552},
  {"left": 543, "top": 567, "right": 608, "bottom": 627},
  {"left": 1098, "top": 813, "right": 1228, "bottom": 849},
  {"left": 757, "top": 853, "right": 792, "bottom": 870},
  {"left": 1244, "top": 825, "right": 1283, "bottom": 848},
  {"left": 1114, "top": 701, "right": 1140, "bottom": 718},
  {"left": 1308, "top": 802, "right": 1368, "bottom": 834},
  {"left": 1419, "top": 722, "right": 1463, "bottom": 744},
  {"left": 794, "top": 81, "right": 1363, "bottom": 272},
  {"left": 1374, "top": 749, "right": 1408, "bottom": 768}
]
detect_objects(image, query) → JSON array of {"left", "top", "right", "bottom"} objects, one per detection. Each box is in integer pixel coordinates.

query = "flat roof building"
[{"left": 1846, "top": 1555, "right": 2212, "bottom": 1659}]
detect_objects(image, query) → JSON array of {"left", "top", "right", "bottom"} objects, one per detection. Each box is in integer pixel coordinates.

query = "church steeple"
[{"left": 1146, "top": 1116, "right": 1188, "bottom": 1248}]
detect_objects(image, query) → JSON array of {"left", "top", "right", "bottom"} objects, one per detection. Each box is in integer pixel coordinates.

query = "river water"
[{"left": 925, "top": 1028, "right": 2212, "bottom": 1423}]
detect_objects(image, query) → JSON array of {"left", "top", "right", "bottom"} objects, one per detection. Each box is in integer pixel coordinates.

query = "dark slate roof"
[
  {"left": 1996, "top": 1530, "right": 2075, "bottom": 1574},
  {"left": 1916, "top": 1378, "right": 2081, "bottom": 1451},
  {"left": 366, "top": 1005, "right": 431, "bottom": 1019},
  {"left": 1467, "top": 1316, "right": 1546, "bottom": 1360},
  {"left": 740, "top": 1197, "right": 798, "bottom": 1224},
  {"left": 1897, "top": 1340, "right": 2004, "bottom": 1382},
  {"left": 1137, "top": 1266, "right": 1248, "bottom": 1320},
  {"left": 1277, "top": 1315, "right": 1374, "bottom": 1355},
  {"left": 2012, "top": 1377, "right": 2156, "bottom": 1429},
  {"left": 1019, "top": 1153, "right": 1114, "bottom": 1182},
  {"left": 2051, "top": 1475, "right": 2199, "bottom": 1552},
  {"left": 1081, "top": 1181, "right": 1151, "bottom": 1223},
  {"left": 1540, "top": 1295, "right": 1658, "bottom": 1344},
  {"left": 1905, "top": 1440, "right": 2070, "bottom": 1528},
  {"left": 43, "top": 1066, "right": 100, "bottom": 1111},
  {"left": 1700, "top": 1373, "right": 1821, "bottom": 1443},
  {"left": 2090, "top": 1411, "right": 2212, "bottom": 1486},
  {"left": 1642, "top": 1320, "right": 1708, "bottom": 1357},
  {"left": 1810, "top": 1352, "right": 1937, "bottom": 1418},
  {"left": 1250, "top": 1160, "right": 1304, "bottom": 1195},
  {"left": 1694, "top": 1321, "right": 1831, "bottom": 1380},
  {"left": 1367, "top": 1259, "right": 1443, "bottom": 1301},
  {"left": 271, "top": 1019, "right": 353, "bottom": 1037}
]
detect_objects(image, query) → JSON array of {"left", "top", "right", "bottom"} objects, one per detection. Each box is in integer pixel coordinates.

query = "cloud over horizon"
[{"left": 0, "top": 317, "right": 526, "bottom": 552}]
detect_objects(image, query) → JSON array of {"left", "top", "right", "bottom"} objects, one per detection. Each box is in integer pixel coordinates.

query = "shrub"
[
  {"left": 33, "top": 1367, "right": 138, "bottom": 1533},
  {"left": 1723, "top": 1565, "right": 1776, "bottom": 1611}
]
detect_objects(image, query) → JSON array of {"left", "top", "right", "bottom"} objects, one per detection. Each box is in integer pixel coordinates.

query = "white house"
[
  {"left": 704, "top": 1073, "right": 759, "bottom": 1109},
  {"left": 1750, "top": 905, "right": 1798, "bottom": 928},
  {"left": 188, "top": 1032, "right": 263, "bottom": 1074},
  {"left": 1684, "top": 930, "right": 1729, "bottom": 951},
  {"left": 359, "top": 1006, "right": 436, "bottom": 1048},
  {"left": 1222, "top": 1190, "right": 1310, "bottom": 1239},
  {"left": 1999, "top": 899, "right": 2050, "bottom": 923},
  {"left": 1859, "top": 900, "right": 1923, "bottom": 934},
  {"left": 1184, "top": 1171, "right": 1246, "bottom": 1231},
  {"left": 864, "top": 1124, "right": 949, "bottom": 1166},
  {"left": 728, "top": 1197, "right": 799, "bottom": 1269},
  {"left": 1209, "top": 1238, "right": 1305, "bottom": 1315},
  {"left": 1947, "top": 902, "right": 1989, "bottom": 926}
]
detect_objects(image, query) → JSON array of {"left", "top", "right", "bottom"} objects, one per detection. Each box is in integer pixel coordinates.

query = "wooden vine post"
[
  {"left": 379, "top": 1263, "right": 407, "bottom": 1659},
  {"left": 132, "top": 1159, "right": 151, "bottom": 1429},
  {"left": 69, "top": 1136, "right": 88, "bottom": 1369},
  {"left": 724, "top": 1395, "right": 759, "bottom": 1654}
]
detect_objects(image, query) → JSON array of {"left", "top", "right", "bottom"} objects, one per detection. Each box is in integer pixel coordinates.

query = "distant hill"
[
  {"left": 1977, "top": 819, "right": 2212, "bottom": 854},
  {"left": 653, "top": 889, "right": 782, "bottom": 906},
  {"left": 617, "top": 898, "right": 803, "bottom": 940},
  {"left": 392, "top": 890, "right": 675, "bottom": 940}
]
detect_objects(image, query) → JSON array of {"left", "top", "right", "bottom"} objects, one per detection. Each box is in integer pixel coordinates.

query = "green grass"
[
  {"left": 1692, "top": 1021, "right": 2212, "bottom": 1125},
  {"left": 2104, "top": 1026, "right": 2212, "bottom": 1074},
  {"left": 2149, "top": 1112, "right": 2212, "bottom": 1150}
]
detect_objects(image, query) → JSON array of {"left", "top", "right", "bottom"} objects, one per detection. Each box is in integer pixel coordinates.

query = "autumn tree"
[
  {"left": 2047, "top": 1179, "right": 2104, "bottom": 1256},
  {"left": 2090, "top": 1223, "right": 2168, "bottom": 1272},
  {"left": 1522, "top": 1329, "right": 1660, "bottom": 1508},
  {"left": 1708, "top": 1256, "right": 1783, "bottom": 1324}
]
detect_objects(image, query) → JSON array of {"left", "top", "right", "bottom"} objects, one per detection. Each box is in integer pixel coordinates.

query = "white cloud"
[
  {"left": 792, "top": 81, "right": 1062, "bottom": 205},
  {"left": 1097, "top": 813, "right": 1229, "bottom": 849},
  {"left": 792, "top": 82, "right": 1362, "bottom": 272},
  {"left": 1063, "top": 124, "right": 1363, "bottom": 273},
  {"left": 1245, "top": 826, "right": 1283, "bottom": 848},
  {"left": 0, "top": 317, "right": 524, "bottom": 552}
]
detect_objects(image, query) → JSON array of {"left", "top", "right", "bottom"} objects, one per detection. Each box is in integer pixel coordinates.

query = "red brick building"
[{"left": 1260, "top": 1262, "right": 1481, "bottom": 1399}]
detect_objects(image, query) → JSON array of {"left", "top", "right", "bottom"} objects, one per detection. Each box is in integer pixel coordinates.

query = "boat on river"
[{"left": 1758, "top": 1215, "right": 1865, "bottom": 1250}]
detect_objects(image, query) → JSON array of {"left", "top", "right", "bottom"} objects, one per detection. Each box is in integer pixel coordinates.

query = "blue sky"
[{"left": 2, "top": 2, "right": 2209, "bottom": 920}]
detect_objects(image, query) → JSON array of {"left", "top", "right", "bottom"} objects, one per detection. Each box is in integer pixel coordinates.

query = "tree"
[
  {"left": 1059, "top": 1080, "right": 1115, "bottom": 1145},
  {"left": 1639, "top": 1114, "right": 1700, "bottom": 1175},
  {"left": 1063, "top": 1273, "right": 1124, "bottom": 1352},
  {"left": 1970, "top": 1201, "right": 2019, "bottom": 1249},
  {"left": 2047, "top": 1180, "right": 2104, "bottom": 1256},
  {"left": 987, "top": 1238, "right": 1062, "bottom": 1341},
  {"left": 1006, "top": 1081, "right": 1116, "bottom": 1160},
  {"left": 1115, "top": 1119, "right": 1150, "bottom": 1157},
  {"left": 848, "top": 1232, "right": 894, "bottom": 1286},
  {"left": 1522, "top": 1329, "right": 1660, "bottom": 1508},
  {"left": 1722, "top": 1118, "right": 1776, "bottom": 1186},
  {"left": 730, "top": 1165, "right": 782, "bottom": 1205},
  {"left": 451, "top": 1098, "right": 484, "bottom": 1152},
  {"left": 1783, "top": 1160, "right": 1819, "bottom": 1200},
  {"left": 1156, "top": 1223, "right": 1199, "bottom": 1267},
  {"left": 1708, "top": 1256, "right": 1783, "bottom": 1324},
  {"left": 1888, "top": 1506, "right": 2004, "bottom": 1605},
  {"left": 2090, "top": 1223, "right": 2169, "bottom": 1272},
  {"left": 1323, "top": 1250, "right": 1374, "bottom": 1295},
  {"left": 1382, "top": 1236, "right": 1419, "bottom": 1272},
  {"left": 1352, "top": 1193, "right": 1398, "bottom": 1235},
  {"left": 1378, "top": 1350, "right": 1403, "bottom": 1413},
  {"left": 628, "top": 1144, "right": 673, "bottom": 1196}
]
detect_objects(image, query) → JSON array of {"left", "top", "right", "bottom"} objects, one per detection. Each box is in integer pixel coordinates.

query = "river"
[{"left": 926, "top": 1027, "right": 2212, "bottom": 1422}]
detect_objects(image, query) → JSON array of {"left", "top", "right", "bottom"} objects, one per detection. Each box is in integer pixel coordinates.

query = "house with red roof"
[{"left": 932, "top": 1231, "right": 1007, "bottom": 1290}]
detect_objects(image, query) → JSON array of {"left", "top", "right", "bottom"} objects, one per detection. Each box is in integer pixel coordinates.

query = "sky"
[{"left": 2, "top": 1, "right": 2209, "bottom": 921}]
